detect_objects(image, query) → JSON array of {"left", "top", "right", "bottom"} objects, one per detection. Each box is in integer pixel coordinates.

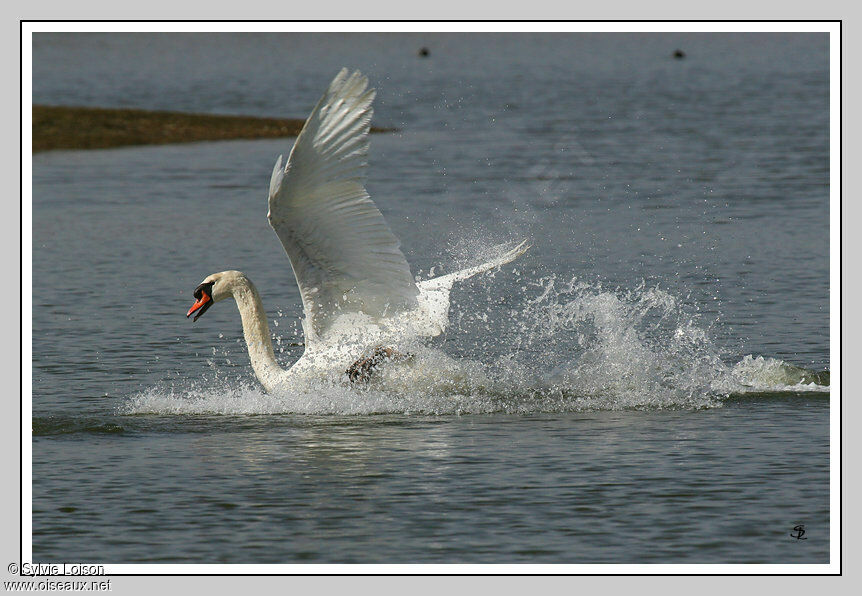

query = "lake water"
[{"left": 30, "top": 32, "right": 831, "bottom": 565}]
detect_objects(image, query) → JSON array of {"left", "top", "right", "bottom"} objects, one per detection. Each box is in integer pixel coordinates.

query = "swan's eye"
[{"left": 193, "top": 281, "right": 215, "bottom": 300}]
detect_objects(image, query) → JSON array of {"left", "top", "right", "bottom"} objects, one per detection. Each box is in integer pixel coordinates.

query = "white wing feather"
[
  {"left": 413, "top": 241, "right": 531, "bottom": 337},
  {"left": 268, "top": 69, "right": 419, "bottom": 342}
]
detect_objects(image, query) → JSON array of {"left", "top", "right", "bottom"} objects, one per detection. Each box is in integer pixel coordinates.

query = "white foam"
[
  {"left": 719, "top": 355, "right": 830, "bottom": 394},
  {"left": 126, "top": 270, "right": 828, "bottom": 416}
]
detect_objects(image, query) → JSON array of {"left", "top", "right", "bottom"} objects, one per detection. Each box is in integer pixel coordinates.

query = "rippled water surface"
[{"left": 31, "top": 32, "right": 830, "bottom": 564}]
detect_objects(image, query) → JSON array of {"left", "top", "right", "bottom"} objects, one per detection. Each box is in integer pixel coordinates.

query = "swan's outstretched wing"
[
  {"left": 412, "top": 240, "right": 530, "bottom": 337},
  {"left": 268, "top": 69, "right": 419, "bottom": 342}
]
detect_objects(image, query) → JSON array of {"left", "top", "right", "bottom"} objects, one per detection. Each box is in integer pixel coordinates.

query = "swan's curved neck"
[{"left": 231, "top": 276, "right": 284, "bottom": 391}]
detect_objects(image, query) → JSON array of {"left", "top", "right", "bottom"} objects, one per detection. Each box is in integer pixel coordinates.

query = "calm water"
[{"left": 31, "top": 32, "right": 830, "bottom": 564}]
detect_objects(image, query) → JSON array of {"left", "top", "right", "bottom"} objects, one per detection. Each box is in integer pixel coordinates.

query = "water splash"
[{"left": 126, "top": 256, "right": 828, "bottom": 416}]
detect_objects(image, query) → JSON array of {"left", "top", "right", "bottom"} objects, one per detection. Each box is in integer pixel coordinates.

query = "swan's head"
[{"left": 186, "top": 271, "right": 241, "bottom": 322}]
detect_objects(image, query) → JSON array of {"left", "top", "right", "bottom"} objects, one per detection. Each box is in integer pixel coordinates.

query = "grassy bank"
[{"left": 32, "top": 105, "right": 394, "bottom": 152}]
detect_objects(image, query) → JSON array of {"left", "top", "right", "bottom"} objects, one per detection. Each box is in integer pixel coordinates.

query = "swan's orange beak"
[{"left": 187, "top": 289, "right": 212, "bottom": 322}]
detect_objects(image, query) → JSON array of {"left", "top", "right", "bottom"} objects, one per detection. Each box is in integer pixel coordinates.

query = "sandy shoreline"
[{"left": 32, "top": 105, "right": 394, "bottom": 152}]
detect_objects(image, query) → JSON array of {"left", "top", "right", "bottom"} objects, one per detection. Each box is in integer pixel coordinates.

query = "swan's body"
[{"left": 187, "top": 69, "right": 528, "bottom": 392}]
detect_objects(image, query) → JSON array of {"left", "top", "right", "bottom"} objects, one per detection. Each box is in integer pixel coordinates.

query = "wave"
[{"left": 124, "top": 271, "right": 828, "bottom": 417}]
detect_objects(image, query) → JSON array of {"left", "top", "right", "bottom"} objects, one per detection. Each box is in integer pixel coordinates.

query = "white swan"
[{"left": 187, "top": 68, "right": 528, "bottom": 392}]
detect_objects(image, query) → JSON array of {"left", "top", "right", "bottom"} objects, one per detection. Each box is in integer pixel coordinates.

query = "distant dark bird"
[
  {"left": 673, "top": 49, "right": 686, "bottom": 59},
  {"left": 418, "top": 47, "right": 430, "bottom": 57}
]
